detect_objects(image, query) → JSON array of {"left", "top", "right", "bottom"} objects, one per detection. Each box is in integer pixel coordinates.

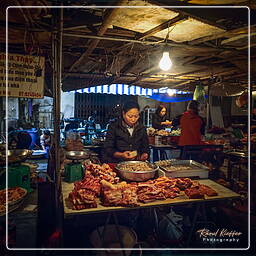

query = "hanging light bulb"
[
  {"left": 167, "top": 89, "right": 175, "bottom": 96},
  {"left": 159, "top": 51, "right": 172, "bottom": 71}
]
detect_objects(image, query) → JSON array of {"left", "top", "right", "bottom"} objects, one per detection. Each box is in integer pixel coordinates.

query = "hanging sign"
[{"left": 0, "top": 52, "right": 45, "bottom": 98}]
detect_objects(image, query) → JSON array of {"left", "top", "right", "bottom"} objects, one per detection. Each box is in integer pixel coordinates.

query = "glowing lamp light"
[
  {"left": 159, "top": 51, "right": 172, "bottom": 71},
  {"left": 167, "top": 89, "right": 176, "bottom": 96}
]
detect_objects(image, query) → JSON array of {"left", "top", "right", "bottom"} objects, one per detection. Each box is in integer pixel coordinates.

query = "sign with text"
[{"left": 0, "top": 52, "right": 45, "bottom": 98}]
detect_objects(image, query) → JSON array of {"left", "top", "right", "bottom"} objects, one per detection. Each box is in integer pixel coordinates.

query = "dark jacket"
[
  {"left": 103, "top": 119, "right": 150, "bottom": 163},
  {"left": 152, "top": 113, "right": 167, "bottom": 130},
  {"left": 9, "top": 130, "right": 32, "bottom": 149}
]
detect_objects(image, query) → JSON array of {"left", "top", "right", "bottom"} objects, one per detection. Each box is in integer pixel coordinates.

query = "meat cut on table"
[{"left": 67, "top": 163, "right": 219, "bottom": 210}]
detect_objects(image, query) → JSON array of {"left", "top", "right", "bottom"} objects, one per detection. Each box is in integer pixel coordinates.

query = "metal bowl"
[
  {"left": 30, "top": 150, "right": 46, "bottom": 159},
  {"left": 115, "top": 161, "right": 159, "bottom": 182},
  {"left": 65, "top": 150, "right": 90, "bottom": 160},
  {"left": 0, "top": 149, "right": 32, "bottom": 164}
]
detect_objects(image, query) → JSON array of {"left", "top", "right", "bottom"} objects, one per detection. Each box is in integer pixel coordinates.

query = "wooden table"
[
  {"left": 61, "top": 179, "right": 240, "bottom": 248},
  {"left": 62, "top": 179, "right": 239, "bottom": 217}
]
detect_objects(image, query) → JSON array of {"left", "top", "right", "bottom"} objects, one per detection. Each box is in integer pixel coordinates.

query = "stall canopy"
[
  {"left": 74, "top": 83, "right": 192, "bottom": 102},
  {"left": 74, "top": 84, "right": 190, "bottom": 96}
]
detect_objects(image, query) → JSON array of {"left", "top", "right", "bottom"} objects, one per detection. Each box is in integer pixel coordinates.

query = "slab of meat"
[
  {"left": 85, "top": 163, "right": 120, "bottom": 184},
  {"left": 176, "top": 178, "right": 192, "bottom": 190},
  {"left": 101, "top": 180, "right": 139, "bottom": 207},
  {"left": 69, "top": 175, "right": 101, "bottom": 209},
  {"left": 136, "top": 176, "right": 181, "bottom": 202},
  {"left": 69, "top": 189, "right": 97, "bottom": 210},
  {"left": 185, "top": 187, "right": 205, "bottom": 199},
  {"left": 74, "top": 175, "right": 101, "bottom": 196},
  {"left": 0, "top": 187, "right": 27, "bottom": 205},
  {"left": 137, "top": 181, "right": 166, "bottom": 203},
  {"left": 162, "top": 187, "right": 180, "bottom": 199},
  {"left": 199, "top": 185, "right": 218, "bottom": 197},
  {"left": 154, "top": 176, "right": 177, "bottom": 189},
  {"left": 185, "top": 184, "right": 218, "bottom": 199}
]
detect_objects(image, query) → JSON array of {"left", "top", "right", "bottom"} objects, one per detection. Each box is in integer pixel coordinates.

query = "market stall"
[{"left": 1, "top": 0, "right": 254, "bottom": 252}]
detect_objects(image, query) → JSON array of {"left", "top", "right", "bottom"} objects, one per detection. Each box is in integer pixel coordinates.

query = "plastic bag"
[{"left": 158, "top": 209, "right": 183, "bottom": 243}]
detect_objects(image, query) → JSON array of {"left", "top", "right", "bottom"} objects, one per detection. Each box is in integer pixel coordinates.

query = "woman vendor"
[
  {"left": 103, "top": 101, "right": 150, "bottom": 163},
  {"left": 152, "top": 105, "right": 172, "bottom": 161},
  {"left": 152, "top": 105, "right": 172, "bottom": 130}
]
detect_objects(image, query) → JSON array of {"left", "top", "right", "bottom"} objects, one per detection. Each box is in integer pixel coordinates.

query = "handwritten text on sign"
[{"left": 0, "top": 53, "right": 45, "bottom": 98}]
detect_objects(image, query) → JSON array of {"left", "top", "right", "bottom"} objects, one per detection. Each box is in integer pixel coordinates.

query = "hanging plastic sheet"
[
  {"left": 149, "top": 93, "right": 193, "bottom": 103},
  {"left": 193, "top": 83, "right": 207, "bottom": 118}
]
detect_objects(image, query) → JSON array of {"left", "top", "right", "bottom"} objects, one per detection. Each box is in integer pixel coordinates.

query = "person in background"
[
  {"left": 178, "top": 100, "right": 205, "bottom": 147},
  {"left": 152, "top": 105, "right": 172, "bottom": 161},
  {"left": 103, "top": 101, "right": 150, "bottom": 163},
  {"left": 152, "top": 105, "right": 172, "bottom": 130},
  {"left": 40, "top": 130, "right": 51, "bottom": 158},
  {"left": 8, "top": 127, "right": 32, "bottom": 149},
  {"left": 174, "top": 100, "right": 205, "bottom": 161}
]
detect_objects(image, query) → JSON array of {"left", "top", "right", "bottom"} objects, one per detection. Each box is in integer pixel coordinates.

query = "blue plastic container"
[{"left": 25, "top": 129, "right": 40, "bottom": 149}]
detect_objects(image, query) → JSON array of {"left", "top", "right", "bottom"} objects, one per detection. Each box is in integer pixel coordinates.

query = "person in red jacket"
[{"left": 178, "top": 100, "right": 205, "bottom": 146}]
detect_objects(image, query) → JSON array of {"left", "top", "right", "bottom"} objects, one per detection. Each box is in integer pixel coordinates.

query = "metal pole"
[
  {"left": 52, "top": 7, "right": 63, "bottom": 191},
  {"left": 50, "top": 7, "right": 63, "bottom": 246}
]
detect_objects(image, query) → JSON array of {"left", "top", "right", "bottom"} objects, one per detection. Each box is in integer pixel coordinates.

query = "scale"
[
  {"left": 64, "top": 151, "right": 90, "bottom": 182},
  {"left": 0, "top": 149, "right": 33, "bottom": 192}
]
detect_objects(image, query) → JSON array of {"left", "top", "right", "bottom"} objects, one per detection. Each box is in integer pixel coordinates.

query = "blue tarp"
[{"left": 149, "top": 93, "right": 193, "bottom": 103}]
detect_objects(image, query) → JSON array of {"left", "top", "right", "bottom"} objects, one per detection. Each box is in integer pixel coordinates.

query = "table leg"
[
  {"left": 186, "top": 203, "right": 200, "bottom": 247},
  {"left": 227, "top": 157, "right": 232, "bottom": 181},
  {"left": 202, "top": 202, "right": 207, "bottom": 222},
  {"left": 152, "top": 208, "right": 159, "bottom": 236}
]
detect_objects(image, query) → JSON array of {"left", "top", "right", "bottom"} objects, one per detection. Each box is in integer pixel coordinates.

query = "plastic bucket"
[{"left": 89, "top": 225, "right": 137, "bottom": 256}]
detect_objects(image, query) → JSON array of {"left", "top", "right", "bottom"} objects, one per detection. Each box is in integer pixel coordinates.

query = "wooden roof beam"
[
  {"left": 66, "top": 0, "right": 126, "bottom": 76},
  {"left": 220, "top": 33, "right": 254, "bottom": 45},
  {"left": 173, "top": 67, "right": 212, "bottom": 78},
  {"left": 137, "top": 14, "right": 188, "bottom": 40},
  {"left": 189, "top": 25, "right": 256, "bottom": 45},
  {"left": 170, "top": 80, "right": 192, "bottom": 89},
  {"left": 210, "top": 55, "right": 253, "bottom": 64},
  {"left": 236, "top": 42, "right": 256, "bottom": 50},
  {"left": 182, "top": 55, "right": 215, "bottom": 65},
  {"left": 149, "top": 0, "right": 227, "bottom": 30},
  {"left": 63, "top": 25, "right": 88, "bottom": 31},
  {"left": 172, "top": 8, "right": 227, "bottom": 30}
]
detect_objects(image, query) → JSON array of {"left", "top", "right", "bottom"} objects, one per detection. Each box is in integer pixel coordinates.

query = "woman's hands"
[
  {"left": 161, "top": 120, "right": 172, "bottom": 126},
  {"left": 114, "top": 151, "right": 149, "bottom": 161},
  {"left": 139, "top": 153, "right": 149, "bottom": 161},
  {"left": 114, "top": 151, "right": 136, "bottom": 160}
]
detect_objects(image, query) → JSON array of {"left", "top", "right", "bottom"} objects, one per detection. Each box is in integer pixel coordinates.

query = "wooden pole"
[{"left": 206, "top": 83, "right": 211, "bottom": 129}]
